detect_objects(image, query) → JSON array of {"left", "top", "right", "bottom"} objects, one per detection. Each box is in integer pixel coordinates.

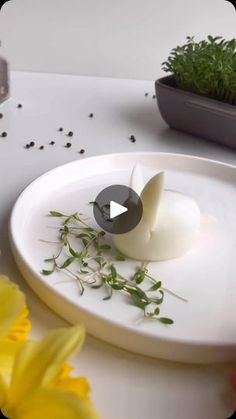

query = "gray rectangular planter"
[{"left": 155, "top": 75, "right": 236, "bottom": 149}]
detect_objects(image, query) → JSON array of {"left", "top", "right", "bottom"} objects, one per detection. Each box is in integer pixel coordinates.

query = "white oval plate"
[{"left": 10, "top": 153, "right": 236, "bottom": 364}]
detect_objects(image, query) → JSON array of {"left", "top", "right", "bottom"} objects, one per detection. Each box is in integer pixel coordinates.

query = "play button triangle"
[{"left": 110, "top": 201, "right": 128, "bottom": 219}]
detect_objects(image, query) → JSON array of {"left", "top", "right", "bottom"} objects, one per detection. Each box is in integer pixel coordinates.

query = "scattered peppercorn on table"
[{"left": 0, "top": 71, "right": 235, "bottom": 419}]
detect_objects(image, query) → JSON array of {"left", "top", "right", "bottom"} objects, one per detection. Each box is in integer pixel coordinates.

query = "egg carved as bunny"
[{"left": 113, "top": 166, "right": 201, "bottom": 261}]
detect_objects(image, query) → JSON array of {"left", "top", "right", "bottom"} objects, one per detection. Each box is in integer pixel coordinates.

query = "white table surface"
[{"left": 0, "top": 71, "right": 235, "bottom": 419}]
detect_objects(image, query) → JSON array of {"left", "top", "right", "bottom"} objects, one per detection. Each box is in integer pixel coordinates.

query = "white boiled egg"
[{"left": 113, "top": 167, "right": 201, "bottom": 261}]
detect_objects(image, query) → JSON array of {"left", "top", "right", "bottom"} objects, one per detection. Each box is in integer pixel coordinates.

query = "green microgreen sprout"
[
  {"left": 162, "top": 35, "right": 236, "bottom": 105},
  {"left": 42, "top": 211, "right": 187, "bottom": 325}
]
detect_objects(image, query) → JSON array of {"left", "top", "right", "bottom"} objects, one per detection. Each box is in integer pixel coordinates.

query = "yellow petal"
[
  {"left": 0, "top": 340, "right": 21, "bottom": 379},
  {"left": 0, "top": 276, "right": 25, "bottom": 339},
  {"left": 7, "top": 306, "right": 31, "bottom": 342},
  {"left": 8, "top": 325, "right": 85, "bottom": 406},
  {"left": 53, "top": 364, "right": 90, "bottom": 399},
  {"left": 0, "top": 340, "right": 21, "bottom": 410},
  {"left": 0, "top": 373, "right": 7, "bottom": 408},
  {"left": 3, "top": 388, "right": 99, "bottom": 419}
]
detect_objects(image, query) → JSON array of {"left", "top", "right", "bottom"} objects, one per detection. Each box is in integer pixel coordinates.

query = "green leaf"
[
  {"left": 82, "top": 239, "right": 88, "bottom": 247},
  {"left": 136, "top": 287, "right": 149, "bottom": 301},
  {"left": 92, "top": 284, "right": 103, "bottom": 289},
  {"left": 110, "top": 265, "right": 117, "bottom": 279},
  {"left": 146, "top": 307, "right": 160, "bottom": 318},
  {"left": 133, "top": 270, "right": 145, "bottom": 285},
  {"left": 59, "top": 257, "right": 75, "bottom": 269},
  {"left": 103, "top": 295, "right": 112, "bottom": 301},
  {"left": 126, "top": 286, "right": 148, "bottom": 302},
  {"left": 49, "top": 211, "right": 64, "bottom": 217},
  {"left": 83, "top": 227, "right": 95, "bottom": 232},
  {"left": 100, "top": 244, "right": 112, "bottom": 250},
  {"left": 63, "top": 216, "right": 73, "bottom": 225},
  {"left": 158, "top": 317, "right": 174, "bottom": 325},
  {"left": 63, "top": 225, "right": 69, "bottom": 233},
  {"left": 76, "top": 233, "right": 91, "bottom": 239},
  {"left": 115, "top": 255, "right": 126, "bottom": 261},
  {"left": 149, "top": 281, "right": 162, "bottom": 291},
  {"left": 154, "top": 307, "right": 160, "bottom": 316},
  {"left": 131, "top": 294, "right": 149, "bottom": 310},
  {"left": 42, "top": 269, "right": 54, "bottom": 276},
  {"left": 68, "top": 245, "right": 79, "bottom": 257},
  {"left": 111, "top": 283, "right": 124, "bottom": 290}
]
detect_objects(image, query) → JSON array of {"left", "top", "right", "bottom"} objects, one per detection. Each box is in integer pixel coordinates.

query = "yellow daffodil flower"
[
  {"left": 0, "top": 275, "right": 31, "bottom": 382},
  {"left": 0, "top": 275, "right": 31, "bottom": 344},
  {"left": 0, "top": 324, "right": 99, "bottom": 419},
  {"left": 0, "top": 275, "right": 31, "bottom": 416},
  {"left": 0, "top": 276, "right": 98, "bottom": 418}
]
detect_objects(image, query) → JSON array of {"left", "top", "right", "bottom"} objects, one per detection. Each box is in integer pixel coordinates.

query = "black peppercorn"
[
  {"left": 65, "top": 142, "right": 72, "bottom": 148},
  {"left": 25, "top": 144, "right": 31, "bottom": 149},
  {"left": 39, "top": 146, "right": 44, "bottom": 150},
  {"left": 1, "top": 132, "right": 7, "bottom": 138},
  {"left": 145, "top": 93, "right": 149, "bottom": 97},
  {"left": 79, "top": 149, "right": 85, "bottom": 154},
  {"left": 58, "top": 127, "right": 63, "bottom": 132},
  {"left": 50, "top": 141, "right": 55, "bottom": 145},
  {"left": 0, "top": 113, "right": 3, "bottom": 118},
  {"left": 67, "top": 131, "right": 74, "bottom": 137},
  {"left": 129, "top": 135, "right": 136, "bottom": 142},
  {"left": 89, "top": 113, "right": 94, "bottom": 118},
  {"left": 17, "top": 104, "right": 23, "bottom": 108},
  {"left": 152, "top": 95, "right": 156, "bottom": 99},
  {"left": 30, "top": 141, "right": 35, "bottom": 147}
]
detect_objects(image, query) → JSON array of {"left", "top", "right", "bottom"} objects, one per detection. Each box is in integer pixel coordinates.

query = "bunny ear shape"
[
  {"left": 141, "top": 172, "right": 164, "bottom": 232},
  {"left": 130, "top": 165, "right": 145, "bottom": 196}
]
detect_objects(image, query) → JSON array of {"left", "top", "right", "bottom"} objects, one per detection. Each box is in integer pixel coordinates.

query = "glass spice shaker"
[{"left": 0, "top": 56, "right": 9, "bottom": 103}]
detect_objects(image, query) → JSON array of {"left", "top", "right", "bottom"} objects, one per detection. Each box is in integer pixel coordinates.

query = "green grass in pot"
[{"left": 162, "top": 36, "right": 236, "bottom": 105}]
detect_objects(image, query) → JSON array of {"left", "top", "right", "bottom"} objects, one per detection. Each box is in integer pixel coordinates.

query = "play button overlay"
[
  {"left": 92, "top": 185, "right": 143, "bottom": 234},
  {"left": 110, "top": 201, "right": 128, "bottom": 219}
]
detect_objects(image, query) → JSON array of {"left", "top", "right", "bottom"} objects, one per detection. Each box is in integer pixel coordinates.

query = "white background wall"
[{"left": 0, "top": 0, "right": 236, "bottom": 80}]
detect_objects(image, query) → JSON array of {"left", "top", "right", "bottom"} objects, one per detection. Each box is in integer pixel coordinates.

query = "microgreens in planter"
[
  {"left": 155, "top": 36, "right": 236, "bottom": 148},
  {"left": 162, "top": 36, "right": 236, "bottom": 105}
]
